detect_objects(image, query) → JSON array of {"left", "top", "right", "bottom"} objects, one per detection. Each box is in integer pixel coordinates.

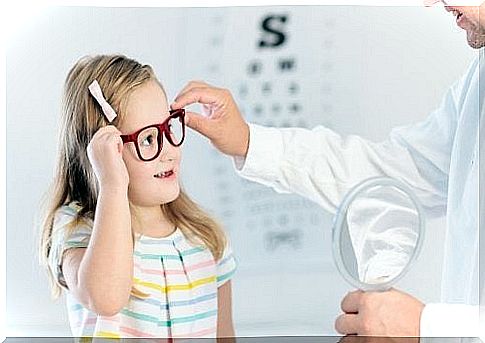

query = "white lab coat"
[{"left": 234, "top": 51, "right": 482, "bottom": 337}]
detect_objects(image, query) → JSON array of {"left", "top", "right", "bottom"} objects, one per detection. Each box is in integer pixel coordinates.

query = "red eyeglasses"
[{"left": 120, "top": 108, "right": 185, "bottom": 162}]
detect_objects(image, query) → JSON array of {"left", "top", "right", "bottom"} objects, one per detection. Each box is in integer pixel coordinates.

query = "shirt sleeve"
[
  {"left": 234, "top": 58, "right": 478, "bottom": 218},
  {"left": 47, "top": 204, "right": 93, "bottom": 291},
  {"left": 420, "top": 303, "right": 479, "bottom": 337},
  {"left": 346, "top": 193, "right": 419, "bottom": 285},
  {"left": 216, "top": 239, "right": 237, "bottom": 287}
]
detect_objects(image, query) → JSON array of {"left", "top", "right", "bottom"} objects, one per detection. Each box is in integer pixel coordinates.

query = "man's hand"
[
  {"left": 338, "top": 336, "right": 419, "bottom": 343},
  {"left": 335, "top": 288, "right": 425, "bottom": 337},
  {"left": 171, "top": 80, "right": 250, "bottom": 158}
]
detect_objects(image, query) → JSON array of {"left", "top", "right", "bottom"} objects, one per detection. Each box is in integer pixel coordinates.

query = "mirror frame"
[{"left": 332, "top": 176, "right": 425, "bottom": 291}]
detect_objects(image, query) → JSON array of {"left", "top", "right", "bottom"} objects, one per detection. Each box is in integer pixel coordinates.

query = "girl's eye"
[
  {"left": 141, "top": 134, "right": 155, "bottom": 147},
  {"left": 138, "top": 127, "right": 159, "bottom": 149}
]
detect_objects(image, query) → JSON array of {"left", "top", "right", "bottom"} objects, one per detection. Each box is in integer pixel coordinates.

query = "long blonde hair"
[{"left": 40, "top": 54, "right": 227, "bottom": 299}]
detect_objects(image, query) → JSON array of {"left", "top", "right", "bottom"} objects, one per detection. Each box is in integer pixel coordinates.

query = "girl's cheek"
[{"left": 175, "top": 147, "right": 183, "bottom": 161}]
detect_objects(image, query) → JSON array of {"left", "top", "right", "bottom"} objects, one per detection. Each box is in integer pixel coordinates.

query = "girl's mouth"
[{"left": 154, "top": 170, "right": 175, "bottom": 179}]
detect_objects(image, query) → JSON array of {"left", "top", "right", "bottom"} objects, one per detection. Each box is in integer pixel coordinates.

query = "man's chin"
[{"left": 467, "top": 32, "right": 485, "bottom": 48}]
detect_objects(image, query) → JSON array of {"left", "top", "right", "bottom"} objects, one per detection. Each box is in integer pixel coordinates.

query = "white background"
[{"left": 5, "top": 5, "right": 477, "bottom": 337}]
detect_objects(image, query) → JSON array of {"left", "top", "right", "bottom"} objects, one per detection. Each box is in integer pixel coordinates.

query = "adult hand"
[
  {"left": 338, "top": 335, "right": 419, "bottom": 343},
  {"left": 171, "top": 81, "right": 250, "bottom": 158},
  {"left": 335, "top": 288, "right": 425, "bottom": 337},
  {"left": 87, "top": 125, "right": 129, "bottom": 191}
]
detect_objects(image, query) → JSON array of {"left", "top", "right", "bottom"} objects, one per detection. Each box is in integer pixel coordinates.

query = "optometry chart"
[{"left": 179, "top": 7, "right": 352, "bottom": 270}]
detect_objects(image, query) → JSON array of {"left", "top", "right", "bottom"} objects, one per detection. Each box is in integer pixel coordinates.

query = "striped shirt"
[{"left": 48, "top": 203, "right": 237, "bottom": 338}]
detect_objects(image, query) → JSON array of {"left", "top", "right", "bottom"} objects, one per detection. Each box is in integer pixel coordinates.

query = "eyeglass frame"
[{"left": 120, "top": 108, "right": 186, "bottom": 162}]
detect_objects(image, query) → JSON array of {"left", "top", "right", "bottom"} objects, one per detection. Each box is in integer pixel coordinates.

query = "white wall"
[{"left": 6, "top": 6, "right": 476, "bottom": 337}]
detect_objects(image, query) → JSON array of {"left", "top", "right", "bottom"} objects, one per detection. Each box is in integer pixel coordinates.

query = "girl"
[{"left": 39, "top": 54, "right": 237, "bottom": 339}]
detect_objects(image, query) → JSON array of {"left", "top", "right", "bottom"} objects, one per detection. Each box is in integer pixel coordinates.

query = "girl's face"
[{"left": 119, "top": 80, "right": 181, "bottom": 207}]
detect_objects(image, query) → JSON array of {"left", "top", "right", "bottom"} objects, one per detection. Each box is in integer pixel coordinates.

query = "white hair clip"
[{"left": 88, "top": 80, "right": 117, "bottom": 122}]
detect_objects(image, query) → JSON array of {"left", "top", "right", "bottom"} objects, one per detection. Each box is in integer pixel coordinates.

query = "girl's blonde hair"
[{"left": 40, "top": 54, "right": 227, "bottom": 299}]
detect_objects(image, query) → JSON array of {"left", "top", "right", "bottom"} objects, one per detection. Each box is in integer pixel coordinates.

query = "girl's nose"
[{"left": 159, "top": 137, "right": 179, "bottom": 161}]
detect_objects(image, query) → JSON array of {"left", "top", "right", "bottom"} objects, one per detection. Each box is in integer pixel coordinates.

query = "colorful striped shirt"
[{"left": 48, "top": 203, "right": 237, "bottom": 338}]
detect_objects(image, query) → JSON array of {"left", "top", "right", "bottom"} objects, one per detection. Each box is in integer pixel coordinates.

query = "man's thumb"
[{"left": 185, "top": 111, "right": 214, "bottom": 138}]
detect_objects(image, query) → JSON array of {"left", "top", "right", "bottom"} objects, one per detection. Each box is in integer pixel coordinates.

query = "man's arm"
[{"left": 171, "top": 78, "right": 464, "bottom": 216}]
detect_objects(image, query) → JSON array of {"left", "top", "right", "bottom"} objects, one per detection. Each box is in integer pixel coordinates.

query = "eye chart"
[{"left": 180, "top": 7, "right": 370, "bottom": 269}]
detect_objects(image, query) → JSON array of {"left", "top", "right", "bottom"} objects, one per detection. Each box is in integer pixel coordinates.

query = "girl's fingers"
[
  {"left": 90, "top": 126, "right": 124, "bottom": 154},
  {"left": 116, "top": 136, "right": 124, "bottom": 154}
]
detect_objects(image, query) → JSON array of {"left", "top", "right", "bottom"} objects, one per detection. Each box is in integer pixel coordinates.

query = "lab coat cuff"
[
  {"left": 233, "top": 123, "right": 284, "bottom": 183},
  {"left": 420, "top": 303, "right": 479, "bottom": 337}
]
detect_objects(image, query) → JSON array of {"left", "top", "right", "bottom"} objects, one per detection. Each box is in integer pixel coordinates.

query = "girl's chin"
[
  {"left": 160, "top": 187, "right": 181, "bottom": 204},
  {"left": 129, "top": 188, "right": 180, "bottom": 207},
  {"left": 160, "top": 193, "right": 180, "bottom": 205}
]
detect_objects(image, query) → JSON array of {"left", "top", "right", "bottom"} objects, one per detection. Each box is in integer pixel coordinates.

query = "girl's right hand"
[{"left": 87, "top": 125, "right": 129, "bottom": 191}]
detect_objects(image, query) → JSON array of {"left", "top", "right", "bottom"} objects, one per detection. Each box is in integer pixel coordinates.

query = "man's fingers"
[
  {"left": 341, "top": 290, "right": 363, "bottom": 313},
  {"left": 337, "top": 292, "right": 362, "bottom": 335},
  {"left": 338, "top": 336, "right": 367, "bottom": 343},
  {"left": 335, "top": 313, "right": 361, "bottom": 335},
  {"left": 184, "top": 111, "right": 216, "bottom": 138},
  {"left": 172, "top": 81, "right": 216, "bottom": 109},
  {"left": 177, "top": 80, "right": 213, "bottom": 96},
  {"left": 172, "top": 87, "right": 221, "bottom": 110}
]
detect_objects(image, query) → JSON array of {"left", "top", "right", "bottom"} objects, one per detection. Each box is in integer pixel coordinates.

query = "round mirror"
[{"left": 332, "top": 177, "right": 425, "bottom": 291}]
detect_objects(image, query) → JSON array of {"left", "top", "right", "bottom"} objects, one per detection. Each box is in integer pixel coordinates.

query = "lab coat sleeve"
[
  {"left": 233, "top": 72, "right": 467, "bottom": 216},
  {"left": 420, "top": 303, "right": 479, "bottom": 337}
]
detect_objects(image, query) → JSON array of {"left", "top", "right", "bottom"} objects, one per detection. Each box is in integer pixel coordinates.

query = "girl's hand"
[
  {"left": 87, "top": 125, "right": 129, "bottom": 191},
  {"left": 171, "top": 80, "right": 250, "bottom": 158}
]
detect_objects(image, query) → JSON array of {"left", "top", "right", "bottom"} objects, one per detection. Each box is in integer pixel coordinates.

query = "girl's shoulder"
[
  {"left": 56, "top": 201, "right": 81, "bottom": 215},
  {"left": 53, "top": 201, "right": 93, "bottom": 230}
]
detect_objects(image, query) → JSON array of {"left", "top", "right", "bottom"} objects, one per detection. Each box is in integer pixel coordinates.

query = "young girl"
[{"left": 39, "top": 54, "right": 237, "bottom": 339}]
